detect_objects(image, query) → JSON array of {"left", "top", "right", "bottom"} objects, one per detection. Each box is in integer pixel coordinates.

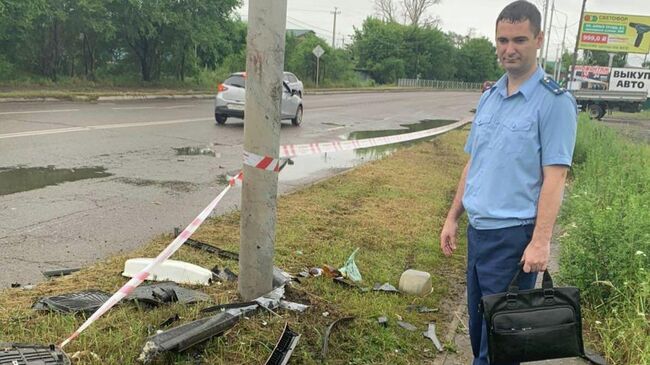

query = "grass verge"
[
  {"left": 559, "top": 114, "right": 649, "bottom": 365},
  {"left": 0, "top": 129, "right": 470, "bottom": 364}
]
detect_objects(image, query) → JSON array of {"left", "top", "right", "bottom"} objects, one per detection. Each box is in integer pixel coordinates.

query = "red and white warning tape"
[
  {"left": 279, "top": 118, "right": 469, "bottom": 158},
  {"left": 59, "top": 118, "right": 470, "bottom": 347},
  {"left": 243, "top": 150, "right": 283, "bottom": 172},
  {"left": 60, "top": 173, "right": 242, "bottom": 348}
]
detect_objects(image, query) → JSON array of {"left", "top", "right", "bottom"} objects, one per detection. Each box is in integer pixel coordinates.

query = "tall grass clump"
[{"left": 559, "top": 115, "right": 649, "bottom": 364}]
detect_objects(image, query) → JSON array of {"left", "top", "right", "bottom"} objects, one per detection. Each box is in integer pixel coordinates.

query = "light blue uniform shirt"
[{"left": 462, "top": 67, "right": 577, "bottom": 230}]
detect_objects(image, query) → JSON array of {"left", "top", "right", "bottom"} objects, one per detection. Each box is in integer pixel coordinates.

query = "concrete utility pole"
[
  {"left": 331, "top": 7, "right": 341, "bottom": 48},
  {"left": 539, "top": 0, "right": 549, "bottom": 65},
  {"left": 570, "top": 0, "right": 588, "bottom": 88},
  {"left": 543, "top": 0, "right": 555, "bottom": 70},
  {"left": 238, "top": 0, "right": 288, "bottom": 301}
]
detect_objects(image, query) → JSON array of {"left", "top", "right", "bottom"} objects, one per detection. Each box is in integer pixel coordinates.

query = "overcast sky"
[{"left": 237, "top": 0, "right": 650, "bottom": 67}]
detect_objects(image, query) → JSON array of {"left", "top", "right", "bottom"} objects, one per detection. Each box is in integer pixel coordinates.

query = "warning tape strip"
[
  {"left": 60, "top": 173, "right": 242, "bottom": 348},
  {"left": 244, "top": 118, "right": 470, "bottom": 172},
  {"left": 59, "top": 117, "right": 471, "bottom": 347},
  {"left": 279, "top": 118, "right": 469, "bottom": 158}
]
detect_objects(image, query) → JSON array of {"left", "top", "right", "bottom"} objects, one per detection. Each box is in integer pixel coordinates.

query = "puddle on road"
[
  {"left": 279, "top": 119, "right": 456, "bottom": 182},
  {"left": 0, "top": 166, "right": 112, "bottom": 196},
  {"left": 173, "top": 146, "right": 217, "bottom": 157}
]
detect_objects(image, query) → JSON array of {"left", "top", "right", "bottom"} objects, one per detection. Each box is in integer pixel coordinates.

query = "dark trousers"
[{"left": 467, "top": 224, "right": 538, "bottom": 365}]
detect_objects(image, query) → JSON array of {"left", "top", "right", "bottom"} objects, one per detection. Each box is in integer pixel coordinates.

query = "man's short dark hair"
[{"left": 496, "top": 1, "right": 542, "bottom": 35}]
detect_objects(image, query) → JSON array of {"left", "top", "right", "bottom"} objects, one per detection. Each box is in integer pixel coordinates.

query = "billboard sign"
[
  {"left": 608, "top": 67, "right": 650, "bottom": 96},
  {"left": 572, "top": 65, "right": 611, "bottom": 80},
  {"left": 578, "top": 12, "right": 650, "bottom": 54}
]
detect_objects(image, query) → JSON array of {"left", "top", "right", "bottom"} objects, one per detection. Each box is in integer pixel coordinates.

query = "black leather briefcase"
[{"left": 480, "top": 267, "right": 585, "bottom": 364}]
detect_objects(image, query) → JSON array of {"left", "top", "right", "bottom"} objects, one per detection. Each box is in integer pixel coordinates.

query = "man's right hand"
[{"left": 440, "top": 219, "right": 458, "bottom": 257}]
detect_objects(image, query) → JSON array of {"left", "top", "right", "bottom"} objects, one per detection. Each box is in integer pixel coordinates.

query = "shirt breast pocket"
[
  {"left": 473, "top": 113, "right": 494, "bottom": 150},
  {"left": 500, "top": 117, "right": 535, "bottom": 153}
]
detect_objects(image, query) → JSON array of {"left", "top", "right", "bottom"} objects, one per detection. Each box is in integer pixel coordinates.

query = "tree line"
[{"left": 0, "top": 0, "right": 503, "bottom": 87}]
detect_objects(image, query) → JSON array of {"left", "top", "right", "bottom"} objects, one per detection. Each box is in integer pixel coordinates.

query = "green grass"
[
  {"left": 609, "top": 109, "right": 650, "bottom": 121},
  {"left": 0, "top": 130, "right": 471, "bottom": 364},
  {"left": 559, "top": 114, "right": 650, "bottom": 365}
]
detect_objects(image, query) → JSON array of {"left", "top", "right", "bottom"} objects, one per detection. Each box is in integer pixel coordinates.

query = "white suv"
[{"left": 214, "top": 72, "right": 303, "bottom": 126}]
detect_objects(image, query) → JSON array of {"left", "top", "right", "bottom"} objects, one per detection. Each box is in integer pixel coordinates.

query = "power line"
[{"left": 286, "top": 15, "right": 331, "bottom": 34}]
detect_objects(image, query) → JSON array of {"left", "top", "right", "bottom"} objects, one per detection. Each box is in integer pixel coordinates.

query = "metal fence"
[{"left": 398, "top": 78, "right": 482, "bottom": 90}]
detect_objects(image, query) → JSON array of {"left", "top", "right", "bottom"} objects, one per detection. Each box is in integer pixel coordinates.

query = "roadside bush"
[{"left": 559, "top": 115, "right": 649, "bottom": 364}]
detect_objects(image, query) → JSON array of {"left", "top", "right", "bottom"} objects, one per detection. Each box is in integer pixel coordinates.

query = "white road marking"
[
  {"left": 111, "top": 105, "right": 193, "bottom": 110},
  {"left": 0, "top": 109, "right": 80, "bottom": 115},
  {"left": 111, "top": 106, "right": 155, "bottom": 110},
  {"left": 0, "top": 117, "right": 212, "bottom": 140},
  {"left": 326, "top": 126, "right": 346, "bottom": 132}
]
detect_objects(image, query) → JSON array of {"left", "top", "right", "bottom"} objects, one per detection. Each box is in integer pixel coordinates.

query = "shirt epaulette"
[{"left": 540, "top": 76, "right": 566, "bottom": 95}]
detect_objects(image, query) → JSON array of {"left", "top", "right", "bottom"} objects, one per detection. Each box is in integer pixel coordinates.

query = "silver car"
[
  {"left": 214, "top": 72, "right": 303, "bottom": 126},
  {"left": 283, "top": 71, "right": 304, "bottom": 98}
]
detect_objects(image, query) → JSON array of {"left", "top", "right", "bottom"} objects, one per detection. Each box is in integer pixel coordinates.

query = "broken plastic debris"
[
  {"left": 138, "top": 310, "right": 242, "bottom": 364},
  {"left": 272, "top": 267, "right": 292, "bottom": 289},
  {"left": 397, "top": 321, "right": 417, "bottom": 331},
  {"left": 33, "top": 290, "right": 110, "bottom": 314},
  {"left": 123, "top": 258, "right": 213, "bottom": 286},
  {"left": 0, "top": 343, "right": 71, "bottom": 364},
  {"left": 338, "top": 247, "right": 362, "bottom": 282},
  {"left": 373, "top": 282, "right": 399, "bottom": 293},
  {"left": 211, "top": 266, "right": 238, "bottom": 282},
  {"left": 174, "top": 228, "right": 239, "bottom": 261},
  {"left": 322, "top": 264, "right": 342, "bottom": 278},
  {"left": 309, "top": 268, "right": 323, "bottom": 277},
  {"left": 126, "top": 282, "right": 211, "bottom": 306},
  {"left": 406, "top": 305, "right": 439, "bottom": 313},
  {"left": 201, "top": 301, "right": 258, "bottom": 314},
  {"left": 279, "top": 300, "right": 310, "bottom": 313},
  {"left": 265, "top": 323, "right": 301, "bottom": 365},
  {"left": 378, "top": 316, "right": 388, "bottom": 327},
  {"left": 422, "top": 323, "right": 443, "bottom": 352},
  {"left": 321, "top": 317, "right": 355, "bottom": 361},
  {"left": 42, "top": 268, "right": 81, "bottom": 278},
  {"left": 159, "top": 314, "right": 180, "bottom": 328}
]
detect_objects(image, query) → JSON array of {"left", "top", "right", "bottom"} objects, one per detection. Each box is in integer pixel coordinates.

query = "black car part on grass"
[
  {"left": 41, "top": 268, "right": 80, "bottom": 278},
  {"left": 321, "top": 317, "right": 355, "bottom": 361},
  {"left": 265, "top": 323, "right": 301, "bottom": 365},
  {"left": 138, "top": 304, "right": 258, "bottom": 364},
  {"left": 200, "top": 301, "right": 258, "bottom": 314},
  {"left": 32, "top": 290, "right": 111, "bottom": 314},
  {"left": 0, "top": 343, "right": 71, "bottom": 365},
  {"left": 173, "top": 228, "right": 239, "bottom": 261},
  {"left": 211, "top": 266, "right": 238, "bottom": 282},
  {"left": 138, "top": 287, "right": 285, "bottom": 364},
  {"left": 126, "top": 282, "right": 211, "bottom": 307}
]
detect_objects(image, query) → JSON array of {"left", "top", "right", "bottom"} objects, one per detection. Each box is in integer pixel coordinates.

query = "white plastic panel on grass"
[{"left": 122, "top": 258, "right": 213, "bottom": 285}]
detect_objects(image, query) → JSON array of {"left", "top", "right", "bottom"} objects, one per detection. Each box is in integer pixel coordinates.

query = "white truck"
[{"left": 569, "top": 67, "right": 649, "bottom": 120}]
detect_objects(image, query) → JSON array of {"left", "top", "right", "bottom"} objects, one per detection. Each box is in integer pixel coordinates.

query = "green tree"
[
  {"left": 585, "top": 50, "right": 626, "bottom": 67},
  {"left": 108, "top": 0, "right": 240, "bottom": 81},
  {"left": 455, "top": 37, "right": 500, "bottom": 82},
  {"left": 352, "top": 18, "right": 406, "bottom": 83}
]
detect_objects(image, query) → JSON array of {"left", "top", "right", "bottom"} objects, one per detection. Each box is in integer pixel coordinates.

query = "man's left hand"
[{"left": 521, "top": 239, "right": 550, "bottom": 273}]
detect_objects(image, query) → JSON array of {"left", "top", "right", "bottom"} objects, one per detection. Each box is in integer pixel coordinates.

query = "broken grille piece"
[
  {"left": 0, "top": 343, "right": 71, "bottom": 365},
  {"left": 265, "top": 323, "right": 301, "bottom": 365},
  {"left": 32, "top": 291, "right": 110, "bottom": 314}
]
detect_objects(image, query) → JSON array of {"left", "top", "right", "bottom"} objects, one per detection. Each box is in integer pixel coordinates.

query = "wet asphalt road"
[{"left": 0, "top": 91, "right": 480, "bottom": 288}]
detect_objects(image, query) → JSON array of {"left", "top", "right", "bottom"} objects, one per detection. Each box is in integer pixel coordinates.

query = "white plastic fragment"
[
  {"left": 122, "top": 258, "right": 213, "bottom": 285},
  {"left": 423, "top": 322, "right": 444, "bottom": 352}
]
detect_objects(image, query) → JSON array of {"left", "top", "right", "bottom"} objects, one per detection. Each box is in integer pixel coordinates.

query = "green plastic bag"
[{"left": 339, "top": 247, "right": 362, "bottom": 282}]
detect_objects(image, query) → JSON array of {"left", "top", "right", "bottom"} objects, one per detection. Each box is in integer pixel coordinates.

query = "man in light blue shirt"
[{"left": 439, "top": 2, "right": 577, "bottom": 364}]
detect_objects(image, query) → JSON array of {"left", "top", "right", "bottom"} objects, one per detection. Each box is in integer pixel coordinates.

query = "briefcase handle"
[{"left": 507, "top": 264, "right": 554, "bottom": 294}]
